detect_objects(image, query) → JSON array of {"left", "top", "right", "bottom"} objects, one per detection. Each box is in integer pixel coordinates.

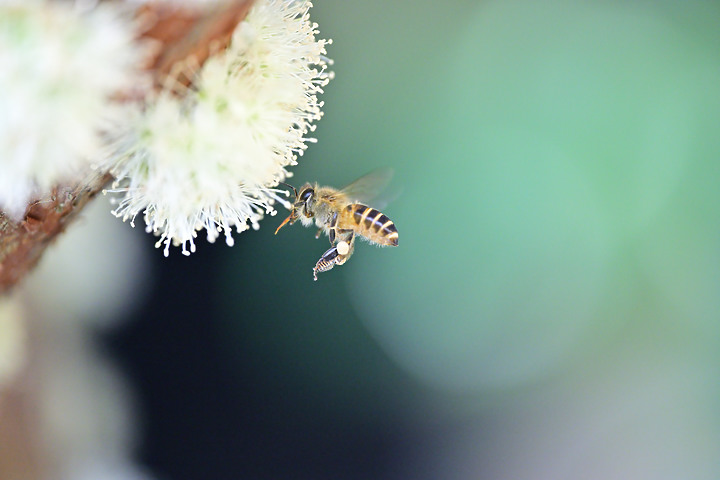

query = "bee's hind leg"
[
  {"left": 313, "top": 246, "right": 340, "bottom": 281},
  {"left": 334, "top": 231, "right": 355, "bottom": 266},
  {"left": 312, "top": 230, "right": 355, "bottom": 281}
]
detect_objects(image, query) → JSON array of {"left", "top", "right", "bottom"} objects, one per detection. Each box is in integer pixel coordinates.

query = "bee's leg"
[
  {"left": 334, "top": 231, "right": 355, "bottom": 266},
  {"left": 326, "top": 212, "right": 339, "bottom": 244},
  {"left": 315, "top": 228, "right": 323, "bottom": 239},
  {"left": 313, "top": 245, "right": 340, "bottom": 281},
  {"left": 312, "top": 228, "right": 354, "bottom": 281}
]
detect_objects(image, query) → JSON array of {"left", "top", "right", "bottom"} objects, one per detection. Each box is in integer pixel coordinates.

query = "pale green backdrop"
[{"left": 219, "top": 1, "right": 720, "bottom": 477}]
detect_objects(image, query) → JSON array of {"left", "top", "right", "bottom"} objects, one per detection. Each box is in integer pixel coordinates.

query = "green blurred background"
[{"left": 113, "top": 1, "right": 720, "bottom": 478}]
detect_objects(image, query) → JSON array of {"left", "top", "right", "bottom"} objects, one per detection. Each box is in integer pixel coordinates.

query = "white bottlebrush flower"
[
  {"left": 0, "top": 1, "right": 144, "bottom": 219},
  {"left": 106, "top": 0, "right": 332, "bottom": 256}
]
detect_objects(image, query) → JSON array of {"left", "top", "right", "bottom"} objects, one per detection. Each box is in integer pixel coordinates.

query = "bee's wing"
[{"left": 332, "top": 167, "right": 395, "bottom": 205}]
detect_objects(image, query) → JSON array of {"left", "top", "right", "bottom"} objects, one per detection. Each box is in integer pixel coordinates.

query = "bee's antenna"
[{"left": 278, "top": 182, "right": 298, "bottom": 201}]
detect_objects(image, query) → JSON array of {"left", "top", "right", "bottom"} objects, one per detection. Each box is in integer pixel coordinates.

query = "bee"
[{"left": 274, "top": 168, "right": 399, "bottom": 281}]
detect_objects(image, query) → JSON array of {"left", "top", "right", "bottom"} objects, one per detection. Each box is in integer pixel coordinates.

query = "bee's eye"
[{"left": 300, "top": 188, "right": 313, "bottom": 202}]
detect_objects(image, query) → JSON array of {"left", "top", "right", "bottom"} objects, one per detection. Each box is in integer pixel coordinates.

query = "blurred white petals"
[{"left": 0, "top": 0, "right": 145, "bottom": 218}]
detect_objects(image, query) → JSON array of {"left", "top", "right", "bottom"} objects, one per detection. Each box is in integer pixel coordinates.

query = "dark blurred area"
[{"left": 105, "top": 231, "right": 425, "bottom": 480}]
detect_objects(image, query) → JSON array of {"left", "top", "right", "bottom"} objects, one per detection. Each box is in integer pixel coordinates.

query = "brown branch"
[
  {"left": 139, "top": 1, "right": 255, "bottom": 90},
  {"left": 0, "top": 0, "right": 254, "bottom": 293}
]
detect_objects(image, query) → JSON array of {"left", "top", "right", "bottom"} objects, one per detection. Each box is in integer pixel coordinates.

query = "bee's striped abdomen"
[{"left": 343, "top": 204, "right": 399, "bottom": 247}]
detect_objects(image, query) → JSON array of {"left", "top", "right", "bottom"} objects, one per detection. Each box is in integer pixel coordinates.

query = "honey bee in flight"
[{"left": 274, "top": 168, "right": 399, "bottom": 281}]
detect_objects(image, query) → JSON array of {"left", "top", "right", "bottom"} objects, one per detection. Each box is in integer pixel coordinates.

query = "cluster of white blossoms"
[
  {"left": 0, "top": 1, "right": 142, "bottom": 219},
  {"left": 107, "top": 0, "right": 332, "bottom": 256}
]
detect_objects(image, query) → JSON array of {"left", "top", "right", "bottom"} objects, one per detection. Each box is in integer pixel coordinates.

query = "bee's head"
[
  {"left": 296, "top": 184, "right": 314, "bottom": 210},
  {"left": 274, "top": 182, "right": 315, "bottom": 235}
]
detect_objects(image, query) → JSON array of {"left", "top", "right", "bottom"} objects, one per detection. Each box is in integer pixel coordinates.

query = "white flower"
[
  {"left": 106, "top": 0, "right": 332, "bottom": 256},
  {"left": 0, "top": 1, "right": 144, "bottom": 219}
]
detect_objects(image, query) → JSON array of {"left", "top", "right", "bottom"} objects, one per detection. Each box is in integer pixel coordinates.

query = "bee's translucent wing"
[{"left": 333, "top": 167, "right": 394, "bottom": 205}]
